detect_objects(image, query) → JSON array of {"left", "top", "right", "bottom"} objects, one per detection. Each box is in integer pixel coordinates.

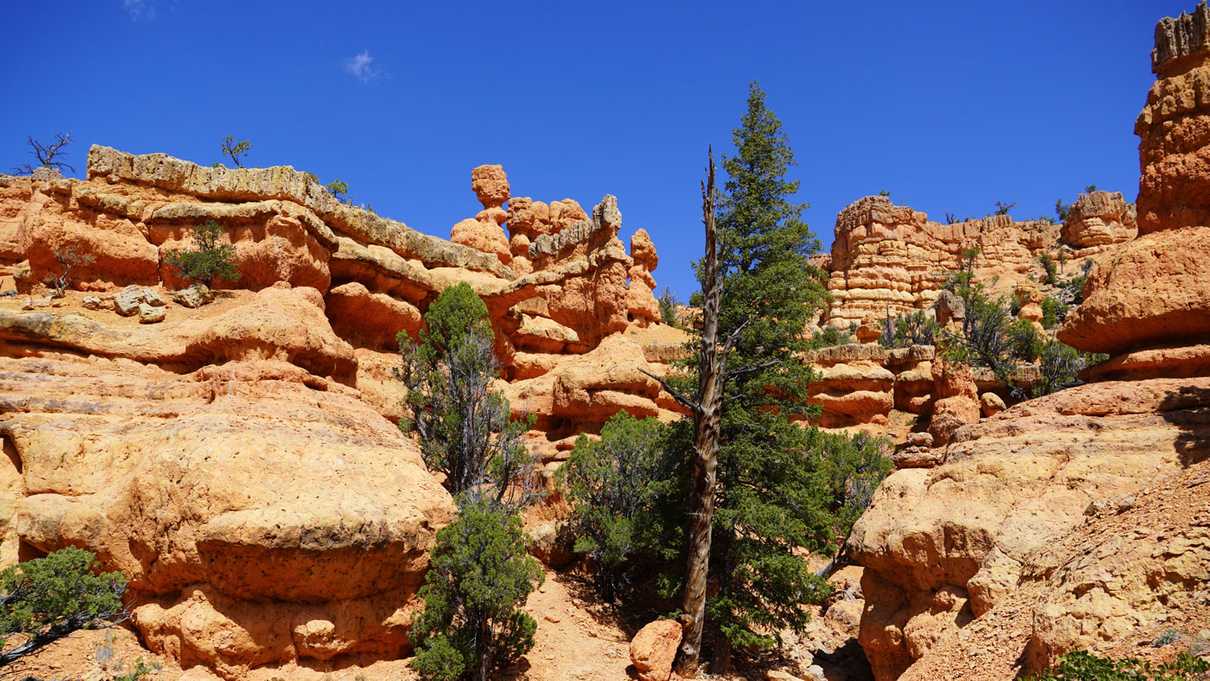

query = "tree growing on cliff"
[
  {"left": 410, "top": 500, "right": 543, "bottom": 681},
  {"left": 164, "top": 220, "right": 239, "bottom": 289},
  {"left": 397, "top": 283, "right": 533, "bottom": 507},
  {"left": 994, "top": 201, "right": 1016, "bottom": 216},
  {"left": 325, "top": 179, "right": 350, "bottom": 203},
  {"left": 13, "top": 133, "right": 74, "bottom": 176},
  {"left": 220, "top": 135, "right": 252, "bottom": 168},
  {"left": 45, "top": 246, "right": 96, "bottom": 298},
  {"left": 0, "top": 547, "right": 127, "bottom": 663}
]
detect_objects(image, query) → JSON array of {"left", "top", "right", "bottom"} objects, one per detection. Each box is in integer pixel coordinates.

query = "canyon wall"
[
  {"left": 0, "top": 147, "right": 686, "bottom": 679},
  {"left": 823, "top": 192, "right": 1136, "bottom": 333}
]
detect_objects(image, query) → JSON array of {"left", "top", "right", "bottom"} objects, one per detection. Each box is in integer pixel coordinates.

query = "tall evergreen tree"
[{"left": 686, "top": 82, "right": 836, "bottom": 669}]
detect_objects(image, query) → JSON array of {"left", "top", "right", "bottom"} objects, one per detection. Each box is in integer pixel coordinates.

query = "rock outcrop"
[
  {"left": 824, "top": 197, "right": 1066, "bottom": 330},
  {"left": 851, "top": 9, "right": 1210, "bottom": 678},
  {"left": 0, "top": 147, "right": 684, "bottom": 678}
]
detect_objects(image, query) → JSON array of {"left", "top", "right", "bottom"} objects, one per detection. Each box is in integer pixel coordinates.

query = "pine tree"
[{"left": 686, "top": 82, "right": 836, "bottom": 669}]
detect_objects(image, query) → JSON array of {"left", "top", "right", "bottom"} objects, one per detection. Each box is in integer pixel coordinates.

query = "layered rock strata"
[{"left": 0, "top": 147, "right": 684, "bottom": 678}]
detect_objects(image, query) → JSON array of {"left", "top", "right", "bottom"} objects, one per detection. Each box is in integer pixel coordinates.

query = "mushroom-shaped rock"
[
  {"left": 629, "top": 619, "right": 682, "bottom": 681},
  {"left": 470, "top": 164, "right": 509, "bottom": 209}
]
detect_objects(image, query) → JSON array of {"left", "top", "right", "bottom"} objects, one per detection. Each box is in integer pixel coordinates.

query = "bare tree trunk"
[{"left": 677, "top": 150, "right": 725, "bottom": 677}]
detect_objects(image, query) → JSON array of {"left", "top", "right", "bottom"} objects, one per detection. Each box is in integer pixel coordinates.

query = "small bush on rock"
[
  {"left": 0, "top": 547, "right": 126, "bottom": 663},
  {"left": 410, "top": 500, "right": 543, "bottom": 681},
  {"left": 878, "top": 310, "right": 939, "bottom": 348},
  {"left": 165, "top": 220, "right": 239, "bottom": 288},
  {"left": 1031, "top": 650, "right": 1208, "bottom": 680}
]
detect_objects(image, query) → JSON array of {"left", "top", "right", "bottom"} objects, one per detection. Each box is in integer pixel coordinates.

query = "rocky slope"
[{"left": 0, "top": 146, "right": 687, "bottom": 678}]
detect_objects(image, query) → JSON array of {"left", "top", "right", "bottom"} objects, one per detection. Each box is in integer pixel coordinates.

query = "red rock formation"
[
  {"left": 0, "top": 147, "right": 685, "bottom": 679},
  {"left": 851, "top": 8, "right": 1210, "bottom": 678}
]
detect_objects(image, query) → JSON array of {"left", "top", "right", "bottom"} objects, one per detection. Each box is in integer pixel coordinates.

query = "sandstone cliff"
[{"left": 0, "top": 147, "right": 686, "bottom": 678}]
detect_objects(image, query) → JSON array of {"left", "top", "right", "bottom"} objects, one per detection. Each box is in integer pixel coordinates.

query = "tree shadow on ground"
[{"left": 1158, "top": 385, "right": 1210, "bottom": 466}]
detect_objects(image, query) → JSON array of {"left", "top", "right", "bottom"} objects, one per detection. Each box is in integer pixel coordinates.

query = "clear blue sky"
[{"left": 2, "top": 1, "right": 1184, "bottom": 300}]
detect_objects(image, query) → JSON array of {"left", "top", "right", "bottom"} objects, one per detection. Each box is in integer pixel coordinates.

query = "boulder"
[
  {"left": 630, "top": 228, "right": 658, "bottom": 271},
  {"left": 138, "top": 302, "right": 165, "bottom": 324},
  {"left": 979, "top": 391, "right": 1005, "bottom": 417},
  {"left": 115, "top": 285, "right": 153, "bottom": 316},
  {"left": 470, "top": 164, "right": 509, "bottom": 209},
  {"left": 1062, "top": 191, "right": 1138, "bottom": 248},
  {"left": 629, "top": 619, "right": 682, "bottom": 681},
  {"left": 1058, "top": 227, "right": 1210, "bottom": 355},
  {"left": 173, "top": 283, "right": 214, "bottom": 309},
  {"left": 0, "top": 353, "right": 455, "bottom": 675}
]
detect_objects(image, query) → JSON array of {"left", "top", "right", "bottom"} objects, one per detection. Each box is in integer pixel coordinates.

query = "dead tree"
[
  {"left": 13, "top": 133, "right": 74, "bottom": 175},
  {"left": 641, "top": 149, "right": 745, "bottom": 676}
]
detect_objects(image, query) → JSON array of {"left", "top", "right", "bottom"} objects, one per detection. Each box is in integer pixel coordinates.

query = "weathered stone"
[{"left": 138, "top": 302, "right": 165, "bottom": 323}]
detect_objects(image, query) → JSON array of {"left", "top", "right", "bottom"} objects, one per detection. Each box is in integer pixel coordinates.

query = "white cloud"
[
  {"left": 122, "top": 0, "right": 156, "bottom": 20},
  {"left": 344, "top": 50, "right": 381, "bottom": 83}
]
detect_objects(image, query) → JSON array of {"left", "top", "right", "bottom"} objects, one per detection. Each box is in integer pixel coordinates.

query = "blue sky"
[{"left": 2, "top": 1, "right": 1184, "bottom": 299}]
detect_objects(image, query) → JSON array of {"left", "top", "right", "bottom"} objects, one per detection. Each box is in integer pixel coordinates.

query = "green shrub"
[
  {"left": 397, "top": 283, "right": 532, "bottom": 507},
  {"left": 410, "top": 501, "right": 543, "bottom": 681},
  {"left": 1042, "top": 296, "right": 1069, "bottom": 329},
  {"left": 1033, "top": 341, "right": 1106, "bottom": 398},
  {"left": 1010, "top": 319, "right": 1045, "bottom": 362},
  {"left": 658, "top": 287, "right": 680, "bottom": 327},
  {"left": 325, "top": 179, "right": 349, "bottom": 202},
  {"left": 220, "top": 135, "right": 252, "bottom": 168},
  {"left": 560, "top": 413, "right": 683, "bottom": 601},
  {"left": 164, "top": 220, "right": 239, "bottom": 288},
  {"left": 877, "top": 310, "right": 939, "bottom": 348},
  {"left": 1039, "top": 253, "right": 1059, "bottom": 285},
  {"left": 0, "top": 547, "right": 126, "bottom": 663},
  {"left": 1031, "top": 650, "right": 1208, "bottom": 680},
  {"left": 810, "top": 324, "right": 856, "bottom": 349}
]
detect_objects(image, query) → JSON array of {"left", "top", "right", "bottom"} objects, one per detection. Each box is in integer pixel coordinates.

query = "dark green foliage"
[
  {"left": 994, "top": 201, "right": 1016, "bottom": 216},
  {"left": 1084, "top": 184, "right": 1098, "bottom": 194},
  {"left": 878, "top": 310, "right": 939, "bottom": 349},
  {"left": 1009, "top": 319, "right": 1045, "bottom": 362},
  {"left": 812, "top": 430, "right": 892, "bottom": 560},
  {"left": 678, "top": 83, "right": 886, "bottom": 661},
  {"left": 1040, "top": 253, "right": 1059, "bottom": 285},
  {"left": 1056, "top": 199, "right": 1072, "bottom": 222},
  {"left": 1042, "top": 296, "right": 1069, "bottom": 329},
  {"left": 809, "top": 324, "right": 856, "bottom": 349},
  {"left": 164, "top": 220, "right": 239, "bottom": 287},
  {"left": 0, "top": 548, "right": 126, "bottom": 663},
  {"left": 560, "top": 413, "right": 683, "bottom": 601},
  {"left": 1030, "top": 650, "right": 1208, "bottom": 681},
  {"left": 410, "top": 501, "right": 543, "bottom": 681},
  {"left": 397, "top": 283, "right": 531, "bottom": 507},
  {"left": 1033, "top": 340, "right": 1104, "bottom": 398},
  {"left": 878, "top": 190, "right": 891, "bottom": 198},
  {"left": 220, "top": 135, "right": 252, "bottom": 167},
  {"left": 658, "top": 287, "right": 680, "bottom": 327},
  {"left": 325, "top": 179, "right": 350, "bottom": 202}
]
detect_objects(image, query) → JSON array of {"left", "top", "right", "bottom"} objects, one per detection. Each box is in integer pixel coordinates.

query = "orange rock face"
[
  {"left": 849, "top": 377, "right": 1210, "bottom": 681},
  {"left": 0, "top": 147, "right": 683, "bottom": 679}
]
